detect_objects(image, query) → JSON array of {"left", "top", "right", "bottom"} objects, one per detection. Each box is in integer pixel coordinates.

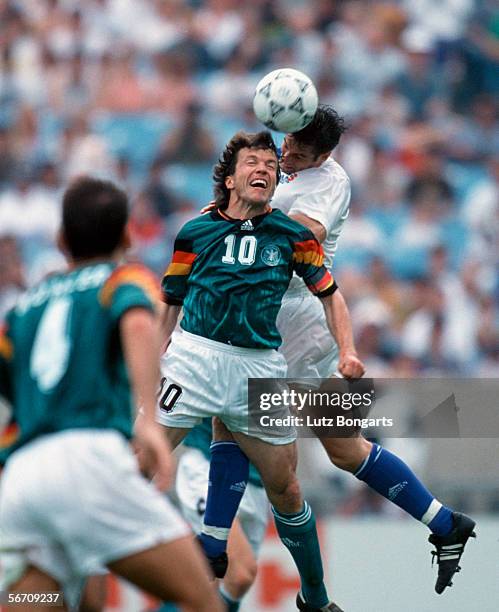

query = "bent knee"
[
  {"left": 225, "top": 559, "right": 258, "bottom": 597},
  {"left": 324, "top": 437, "right": 372, "bottom": 472},
  {"left": 267, "top": 475, "right": 303, "bottom": 512}
]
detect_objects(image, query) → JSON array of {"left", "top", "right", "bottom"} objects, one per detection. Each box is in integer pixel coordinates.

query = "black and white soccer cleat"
[
  {"left": 296, "top": 591, "right": 344, "bottom": 612},
  {"left": 429, "top": 512, "right": 476, "bottom": 594}
]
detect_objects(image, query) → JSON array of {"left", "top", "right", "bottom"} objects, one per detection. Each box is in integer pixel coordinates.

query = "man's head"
[
  {"left": 60, "top": 176, "right": 129, "bottom": 261},
  {"left": 213, "top": 131, "right": 280, "bottom": 210},
  {"left": 280, "top": 105, "right": 347, "bottom": 174}
]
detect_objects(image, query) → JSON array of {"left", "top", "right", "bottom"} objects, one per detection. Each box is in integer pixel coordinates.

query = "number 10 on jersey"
[{"left": 222, "top": 234, "right": 257, "bottom": 266}]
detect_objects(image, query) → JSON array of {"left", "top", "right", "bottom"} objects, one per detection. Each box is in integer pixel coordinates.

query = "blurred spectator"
[
  {"left": 454, "top": 9, "right": 499, "bottom": 107},
  {"left": 445, "top": 94, "right": 499, "bottom": 161},
  {"left": 146, "top": 48, "right": 197, "bottom": 114},
  {"left": 95, "top": 48, "right": 147, "bottom": 113},
  {"left": 0, "top": 235, "right": 25, "bottom": 320},
  {"left": 156, "top": 103, "right": 215, "bottom": 164},
  {"left": 461, "top": 155, "right": 499, "bottom": 285},
  {"left": 10, "top": 105, "right": 39, "bottom": 163},
  {"left": 283, "top": 5, "right": 325, "bottom": 80},
  {"left": 400, "top": 278, "right": 447, "bottom": 369},
  {"left": 43, "top": 8, "right": 86, "bottom": 60},
  {"left": 61, "top": 52, "right": 96, "bottom": 115},
  {"left": 129, "top": 189, "right": 168, "bottom": 275},
  {"left": 115, "top": 155, "right": 135, "bottom": 194},
  {"left": 143, "top": 160, "right": 179, "bottom": 219},
  {"left": 329, "top": 2, "right": 406, "bottom": 108},
  {"left": 202, "top": 51, "right": 258, "bottom": 117},
  {"left": 429, "top": 246, "right": 480, "bottom": 369},
  {"left": 0, "top": 127, "right": 18, "bottom": 187},
  {"left": 193, "top": 0, "right": 245, "bottom": 67},
  {"left": 395, "top": 27, "right": 441, "bottom": 120},
  {"left": 0, "top": 46, "right": 21, "bottom": 127},
  {"left": 0, "top": 164, "right": 58, "bottom": 242},
  {"left": 59, "top": 115, "right": 114, "bottom": 180}
]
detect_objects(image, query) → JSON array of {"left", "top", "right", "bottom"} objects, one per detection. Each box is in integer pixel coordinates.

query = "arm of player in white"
[
  {"left": 319, "top": 289, "right": 365, "bottom": 379},
  {"left": 289, "top": 212, "right": 327, "bottom": 243},
  {"left": 288, "top": 169, "right": 351, "bottom": 250},
  {"left": 121, "top": 307, "right": 174, "bottom": 490}
]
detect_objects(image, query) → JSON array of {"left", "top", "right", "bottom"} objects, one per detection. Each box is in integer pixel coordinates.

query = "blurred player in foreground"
[
  {"left": 158, "top": 130, "right": 352, "bottom": 611},
  {"left": 204, "top": 106, "right": 477, "bottom": 600},
  {"left": 0, "top": 177, "right": 222, "bottom": 612}
]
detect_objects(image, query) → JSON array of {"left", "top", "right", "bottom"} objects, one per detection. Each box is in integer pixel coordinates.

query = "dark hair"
[
  {"left": 292, "top": 105, "right": 347, "bottom": 157},
  {"left": 62, "top": 176, "right": 128, "bottom": 259},
  {"left": 213, "top": 130, "right": 280, "bottom": 209}
]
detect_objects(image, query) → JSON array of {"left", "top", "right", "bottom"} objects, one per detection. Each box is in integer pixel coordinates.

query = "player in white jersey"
[
  {"left": 273, "top": 106, "right": 476, "bottom": 599},
  {"left": 273, "top": 123, "right": 352, "bottom": 383}
]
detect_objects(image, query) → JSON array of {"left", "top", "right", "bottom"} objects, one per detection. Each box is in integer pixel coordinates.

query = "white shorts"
[
  {"left": 157, "top": 331, "right": 295, "bottom": 445},
  {"left": 277, "top": 292, "right": 339, "bottom": 385},
  {"left": 176, "top": 448, "right": 268, "bottom": 555},
  {"left": 0, "top": 430, "right": 189, "bottom": 609}
]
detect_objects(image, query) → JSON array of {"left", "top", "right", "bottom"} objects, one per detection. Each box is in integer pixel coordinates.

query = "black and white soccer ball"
[{"left": 253, "top": 68, "right": 319, "bottom": 133}]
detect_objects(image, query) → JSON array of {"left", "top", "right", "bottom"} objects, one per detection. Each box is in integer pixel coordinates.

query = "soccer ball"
[{"left": 253, "top": 68, "right": 319, "bottom": 133}]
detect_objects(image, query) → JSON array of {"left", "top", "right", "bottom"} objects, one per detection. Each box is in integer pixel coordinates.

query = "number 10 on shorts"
[{"left": 158, "top": 377, "right": 183, "bottom": 413}]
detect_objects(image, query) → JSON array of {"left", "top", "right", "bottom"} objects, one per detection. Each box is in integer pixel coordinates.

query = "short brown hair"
[{"left": 212, "top": 131, "right": 280, "bottom": 210}]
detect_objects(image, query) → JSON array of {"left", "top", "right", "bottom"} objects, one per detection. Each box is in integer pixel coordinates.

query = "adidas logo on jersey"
[
  {"left": 230, "top": 481, "right": 247, "bottom": 493},
  {"left": 240, "top": 220, "right": 254, "bottom": 230}
]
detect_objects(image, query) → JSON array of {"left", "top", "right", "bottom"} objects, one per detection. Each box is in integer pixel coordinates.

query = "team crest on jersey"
[
  {"left": 261, "top": 244, "right": 281, "bottom": 267},
  {"left": 280, "top": 172, "right": 298, "bottom": 184}
]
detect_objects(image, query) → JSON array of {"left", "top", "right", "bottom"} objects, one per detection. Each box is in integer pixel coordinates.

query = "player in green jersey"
[
  {"left": 0, "top": 176, "right": 223, "bottom": 612},
  {"left": 157, "top": 130, "right": 355, "bottom": 612}
]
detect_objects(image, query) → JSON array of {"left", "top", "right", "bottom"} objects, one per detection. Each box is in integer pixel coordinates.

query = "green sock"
[{"left": 272, "top": 501, "right": 329, "bottom": 608}]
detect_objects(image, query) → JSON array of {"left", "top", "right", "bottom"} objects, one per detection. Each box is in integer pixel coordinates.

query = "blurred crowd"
[{"left": 0, "top": 0, "right": 497, "bottom": 380}]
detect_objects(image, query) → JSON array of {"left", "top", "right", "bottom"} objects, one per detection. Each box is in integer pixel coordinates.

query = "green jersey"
[
  {"left": 184, "top": 419, "right": 264, "bottom": 488},
  {"left": 0, "top": 262, "right": 159, "bottom": 464},
  {"left": 162, "top": 208, "right": 336, "bottom": 349}
]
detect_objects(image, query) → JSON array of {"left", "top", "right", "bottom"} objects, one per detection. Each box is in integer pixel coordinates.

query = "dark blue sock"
[
  {"left": 355, "top": 443, "right": 453, "bottom": 536},
  {"left": 199, "top": 441, "right": 249, "bottom": 558}
]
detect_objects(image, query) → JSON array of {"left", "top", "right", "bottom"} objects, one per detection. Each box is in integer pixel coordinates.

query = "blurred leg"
[
  {"left": 80, "top": 575, "right": 107, "bottom": 612},
  {"left": 10, "top": 566, "right": 67, "bottom": 612},
  {"left": 108, "top": 537, "right": 223, "bottom": 612}
]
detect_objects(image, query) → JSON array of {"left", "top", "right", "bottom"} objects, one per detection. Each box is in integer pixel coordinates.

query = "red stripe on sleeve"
[{"left": 172, "top": 251, "right": 197, "bottom": 265}]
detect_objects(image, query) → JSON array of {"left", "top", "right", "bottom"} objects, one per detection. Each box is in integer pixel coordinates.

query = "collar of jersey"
[{"left": 212, "top": 208, "right": 274, "bottom": 227}]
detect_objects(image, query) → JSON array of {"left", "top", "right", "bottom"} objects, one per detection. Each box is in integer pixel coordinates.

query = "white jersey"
[
  {"left": 273, "top": 156, "right": 351, "bottom": 381},
  {"left": 272, "top": 156, "right": 350, "bottom": 294}
]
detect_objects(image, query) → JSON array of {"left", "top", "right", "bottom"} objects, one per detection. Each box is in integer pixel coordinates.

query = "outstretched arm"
[{"left": 320, "top": 289, "right": 365, "bottom": 379}]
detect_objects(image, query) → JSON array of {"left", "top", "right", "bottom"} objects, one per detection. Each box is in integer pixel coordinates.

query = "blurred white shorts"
[
  {"left": 0, "top": 430, "right": 189, "bottom": 608},
  {"left": 176, "top": 447, "right": 268, "bottom": 555},
  {"left": 277, "top": 293, "right": 339, "bottom": 386},
  {"left": 157, "top": 331, "right": 295, "bottom": 445}
]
